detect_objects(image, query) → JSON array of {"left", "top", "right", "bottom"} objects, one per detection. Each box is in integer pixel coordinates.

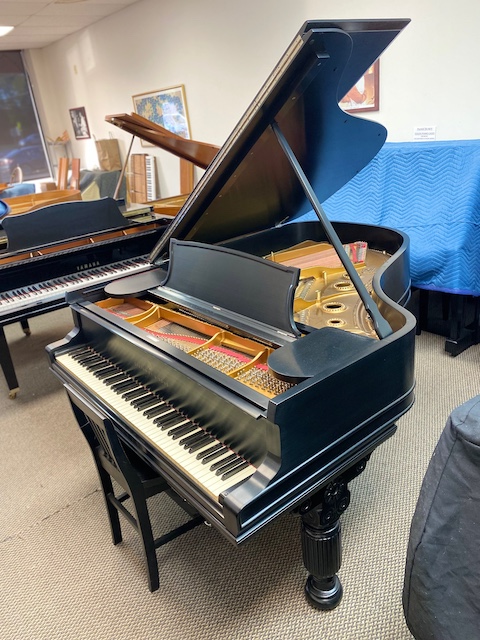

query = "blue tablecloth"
[
  {"left": 1, "top": 183, "right": 35, "bottom": 198},
  {"left": 297, "top": 140, "right": 480, "bottom": 296}
]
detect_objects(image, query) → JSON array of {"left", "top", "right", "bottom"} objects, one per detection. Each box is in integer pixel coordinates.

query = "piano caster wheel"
[
  {"left": 23, "top": 329, "right": 31, "bottom": 336},
  {"left": 8, "top": 389, "right": 18, "bottom": 399},
  {"left": 305, "top": 574, "right": 343, "bottom": 610}
]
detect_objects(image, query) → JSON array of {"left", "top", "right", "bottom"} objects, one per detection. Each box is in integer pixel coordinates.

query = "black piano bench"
[
  {"left": 403, "top": 395, "right": 480, "bottom": 639},
  {"left": 65, "top": 386, "right": 204, "bottom": 592}
]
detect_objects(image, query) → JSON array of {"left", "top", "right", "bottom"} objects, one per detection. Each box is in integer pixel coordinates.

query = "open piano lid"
[
  {"left": 148, "top": 19, "right": 410, "bottom": 263},
  {"left": 104, "top": 18, "right": 408, "bottom": 340},
  {"left": 105, "top": 113, "right": 219, "bottom": 170}
]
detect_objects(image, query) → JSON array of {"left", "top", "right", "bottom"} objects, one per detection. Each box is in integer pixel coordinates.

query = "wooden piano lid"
[{"left": 105, "top": 113, "right": 219, "bottom": 170}]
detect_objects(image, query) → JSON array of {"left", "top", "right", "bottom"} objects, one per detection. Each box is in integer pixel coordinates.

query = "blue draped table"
[{"left": 297, "top": 140, "right": 480, "bottom": 297}]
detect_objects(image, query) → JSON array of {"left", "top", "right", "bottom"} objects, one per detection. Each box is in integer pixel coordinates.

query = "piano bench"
[{"left": 65, "top": 385, "right": 204, "bottom": 592}]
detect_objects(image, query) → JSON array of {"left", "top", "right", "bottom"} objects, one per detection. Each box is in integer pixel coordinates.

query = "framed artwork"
[
  {"left": 132, "top": 85, "right": 190, "bottom": 146},
  {"left": 69, "top": 106, "right": 91, "bottom": 139},
  {"left": 339, "top": 61, "right": 379, "bottom": 113}
]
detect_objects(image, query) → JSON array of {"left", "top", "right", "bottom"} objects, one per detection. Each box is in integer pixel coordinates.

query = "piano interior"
[
  {"left": 266, "top": 239, "right": 389, "bottom": 335},
  {"left": 94, "top": 237, "right": 391, "bottom": 399}
]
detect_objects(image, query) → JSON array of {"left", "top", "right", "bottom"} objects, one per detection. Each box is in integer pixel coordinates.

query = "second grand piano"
[{"left": 48, "top": 19, "right": 415, "bottom": 608}]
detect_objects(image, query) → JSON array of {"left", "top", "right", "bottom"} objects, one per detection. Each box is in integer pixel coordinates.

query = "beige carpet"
[{"left": 0, "top": 308, "right": 479, "bottom": 640}]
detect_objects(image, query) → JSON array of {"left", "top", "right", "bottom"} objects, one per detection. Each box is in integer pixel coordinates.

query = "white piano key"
[
  {"left": 56, "top": 352, "right": 256, "bottom": 501},
  {"left": 0, "top": 257, "right": 151, "bottom": 315}
]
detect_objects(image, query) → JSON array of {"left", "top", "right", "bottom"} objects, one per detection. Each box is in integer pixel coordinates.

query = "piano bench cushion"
[
  {"left": 403, "top": 394, "right": 480, "bottom": 640},
  {"left": 267, "top": 327, "right": 376, "bottom": 383}
]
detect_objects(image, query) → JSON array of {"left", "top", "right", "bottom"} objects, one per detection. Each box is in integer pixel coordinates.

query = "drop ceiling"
[{"left": 0, "top": 0, "right": 142, "bottom": 51}]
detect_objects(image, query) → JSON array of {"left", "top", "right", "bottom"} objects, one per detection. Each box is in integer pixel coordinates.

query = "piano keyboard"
[
  {"left": 0, "top": 257, "right": 150, "bottom": 315},
  {"left": 146, "top": 156, "right": 157, "bottom": 201},
  {"left": 56, "top": 347, "right": 256, "bottom": 501}
]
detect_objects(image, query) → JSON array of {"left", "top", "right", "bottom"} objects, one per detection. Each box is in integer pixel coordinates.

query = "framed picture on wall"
[
  {"left": 132, "top": 85, "right": 191, "bottom": 147},
  {"left": 339, "top": 61, "right": 380, "bottom": 113},
  {"left": 69, "top": 106, "right": 91, "bottom": 139}
]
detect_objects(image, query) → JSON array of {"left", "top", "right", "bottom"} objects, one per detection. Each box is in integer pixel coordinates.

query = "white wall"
[{"left": 24, "top": 0, "right": 480, "bottom": 196}]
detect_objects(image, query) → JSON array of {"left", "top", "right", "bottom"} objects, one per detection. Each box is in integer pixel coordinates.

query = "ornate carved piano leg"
[{"left": 299, "top": 457, "right": 369, "bottom": 609}]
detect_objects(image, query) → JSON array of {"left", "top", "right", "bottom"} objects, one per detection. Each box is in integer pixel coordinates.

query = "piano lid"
[
  {"left": 106, "top": 113, "right": 219, "bottom": 170},
  {"left": 149, "top": 19, "right": 410, "bottom": 264}
]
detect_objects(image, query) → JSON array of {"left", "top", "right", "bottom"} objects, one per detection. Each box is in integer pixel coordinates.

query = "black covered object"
[{"left": 403, "top": 395, "right": 480, "bottom": 639}]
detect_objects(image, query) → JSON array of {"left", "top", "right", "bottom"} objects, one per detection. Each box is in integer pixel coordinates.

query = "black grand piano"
[
  {"left": 48, "top": 19, "right": 416, "bottom": 608},
  {"left": 0, "top": 198, "right": 169, "bottom": 398}
]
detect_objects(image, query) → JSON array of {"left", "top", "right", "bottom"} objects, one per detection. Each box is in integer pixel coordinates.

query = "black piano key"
[
  {"left": 200, "top": 445, "right": 230, "bottom": 464},
  {"left": 210, "top": 453, "right": 238, "bottom": 472},
  {"left": 167, "top": 423, "right": 197, "bottom": 439},
  {"left": 144, "top": 403, "right": 168, "bottom": 418},
  {"left": 134, "top": 396, "right": 162, "bottom": 410},
  {"left": 84, "top": 359, "right": 105, "bottom": 369},
  {"left": 83, "top": 361, "right": 106, "bottom": 371},
  {"left": 69, "top": 347, "right": 91, "bottom": 359},
  {"left": 122, "top": 387, "right": 148, "bottom": 400},
  {"left": 196, "top": 443, "right": 224, "bottom": 460},
  {"left": 72, "top": 347, "right": 96, "bottom": 356},
  {"left": 188, "top": 434, "right": 216, "bottom": 453},
  {"left": 181, "top": 431, "right": 210, "bottom": 448},
  {"left": 111, "top": 379, "right": 137, "bottom": 392},
  {"left": 221, "top": 460, "right": 250, "bottom": 481},
  {"left": 89, "top": 361, "right": 112, "bottom": 372},
  {"left": 155, "top": 412, "right": 183, "bottom": 430},
  {"left": 130, "top": 393, "right": 154, "bottom": 407},
  {"left": 214, "top": 456, "right": 245, "bottom": 476},
  {"left": 136, "top": 392, "right": 157, "bottom": 404},
  {"left": 104, "top": 373, "right": 127, "bottom": 386},
  {"left": 95, "top": 366, "right": 118, "bottom": 379},
  {"left": 75, "top": 353, "right": 101, "bottom": 364}
]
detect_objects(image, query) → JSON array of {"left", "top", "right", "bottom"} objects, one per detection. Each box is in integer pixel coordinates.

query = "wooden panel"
[
  {"left": 57, "top": 156, "right": 69, "bottom": 190},
  {"left": 3, "top": 189, "right": 81, "bottom": 215},
  {"left": 180, "top": 159, "right": 194, "bottom": 195}
]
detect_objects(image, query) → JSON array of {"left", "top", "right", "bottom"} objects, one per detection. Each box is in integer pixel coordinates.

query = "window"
[{"left": 0, "top": 51, "right": 51, "bottom": 183}]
